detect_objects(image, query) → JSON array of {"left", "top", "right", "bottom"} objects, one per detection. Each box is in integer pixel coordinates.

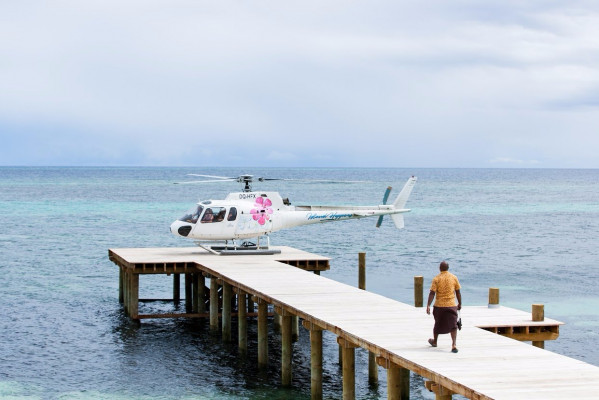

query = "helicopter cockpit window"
[
  {"left": 227, "top": 207, "right": 237, "bottom": 221},
  {"left": 179, "top": 205, "right": 203, "bottom": 224},
  {"left": 201, "top": 207, "right": 226, "bottom": 223}
]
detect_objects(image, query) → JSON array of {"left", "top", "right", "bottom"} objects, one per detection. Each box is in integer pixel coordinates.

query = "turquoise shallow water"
[{"left": 1, "top": 167, "right": 598, "bottom": 399}]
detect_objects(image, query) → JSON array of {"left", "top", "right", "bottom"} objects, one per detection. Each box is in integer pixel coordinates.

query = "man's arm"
[
  {"left": 456, "top": 289, "right": 462, "bottom": 310},
  {"left": 426, "top": 290, "right": 435, "bottom": 314}
]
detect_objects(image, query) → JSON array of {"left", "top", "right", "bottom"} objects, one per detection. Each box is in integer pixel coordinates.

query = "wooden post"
[
  {"left": 338, "top": 337, "right": 357, "bottom": 400},
  {"left": 489, "top": 288, "right": 500, "bottom": 308},
  {"left": 292, "top": 315, "right": 299, "bottom": 342},
  {"left": 303, "top": 321, "right": 323, "bottom": 400},
  {"left": 185, "top": 273, "right": 192, "bottom": 312},
  {"left": 281, "top": 313, "right": 293, "bottom": 386},
  {"left": 376, "top": 357, "right": 410, "bottom": 400},
  {"left": 123, "top": 270, "right": 129, "bottom": 314},
  {"left": 210, "top": 277, "right": 219, "bottom": 332},
  {"left": 128, "top": 272, "right": 139, "bottom": 319},
  {"left": 414, "top": 276, "right": 423, "bottom": 307},
  {"left": 192, "top": 273, "right": 199, "bottom": 313},
  {"left": 358, "top": 252, "right": 378, "bottom": 385},
  {"left": 198, "top": 274, "right": 206, "bottom": 313},
  {"left": 273, "top": 310, "right": 281, "bottom": 332},
  {"left": 532, "top": 304, "right": 545, "bottom": 349},
  {"left": 247, "top": 297, "right": 255, "bottom": 314},
  {"left": 358, "top": 252, "right": 366, "bottom": 290},
  {"left": 222, "top": 282, "right": 232, "bottom": 342},
  {"left": 369, "top": 351, "right": 378, "bottom": 387},
  {"left": 238, "top": 291, "right": 247, "bottom": 353},
  {"left": 173, "top": 273, "right": 180, "bottom": 302},
  {"left": 119, "top": 268, "right": 124, "bottom": 304},
  {"left": 258, "top": 299, "right": 268, "bottom": 368},
  {"left": 425, "top": 381, "right": 454, "bottom": 400},
  {"left": 389, "top": 365, "right": 410, "bottom": 400}
]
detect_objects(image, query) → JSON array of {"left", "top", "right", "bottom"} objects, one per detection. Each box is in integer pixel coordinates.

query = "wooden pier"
[{"left": 109, "top": 246, "right": 599, "bottom": 399}]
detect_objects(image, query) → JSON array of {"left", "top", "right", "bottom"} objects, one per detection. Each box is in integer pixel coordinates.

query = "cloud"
[
  {"left": 1, "top": 1, "right": 599, "bottom": 167},
  {"left": 489, "top": 157, "right": 541, "bottom": 165},
  {"left": 267, "top": 151, "right": 299, "bottom": 161}
]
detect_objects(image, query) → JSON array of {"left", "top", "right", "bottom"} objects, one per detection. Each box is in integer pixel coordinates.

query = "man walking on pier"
[{"left": 426, "top": 261, "right": 462, "bottom": 353}]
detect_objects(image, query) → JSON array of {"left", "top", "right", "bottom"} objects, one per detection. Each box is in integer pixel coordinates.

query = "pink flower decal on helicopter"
[{"left": 250, "top": 197, "right": 273, "bottom": 225}]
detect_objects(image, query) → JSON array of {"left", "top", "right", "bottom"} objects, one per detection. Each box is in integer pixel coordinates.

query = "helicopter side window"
[
  {"left": 201, "top": 207, "right": 226, "bottom": 223},
  {"left": 180, "top": 205, "right": 203, "bottom": 223},
  {"left": 227, "top": 207, "right": 237, "bottom": 221},
  {"left": 214, "top": 208, "right": 226, "bottom": 222}
]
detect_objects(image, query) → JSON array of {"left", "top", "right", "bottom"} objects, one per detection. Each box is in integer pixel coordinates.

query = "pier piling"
[
  {"left": 222, "top": 282, "right": 232, "bottom": 342},
  {"left": 303, "top": 320, "right": 323, "bottom": 400},
  {"left": 488, "top": 288, "right": 500, "bottom": 308},
  {"left": 358, "top": 252, "right": 378, "bottom": 385},
  {"left": 281, "top": 312, "right": 293, "bottom": 386},
  {"left": 258, "top": 299, "right": 268, "bottom": 368},
  {"left": 338, "top": 337, "right": 357, "bottom": 400},
  {"left": 414, "top": 276, "right": 423, "bottom": 307},
  {"left": 209, "top": 277, "right": 219, "bottom": 332},
  {"left": 532, "top": 303, "right": 545, "bottom": 348},
  {"left": 238, "top": 290, "right": 247, "bottom": 353}
]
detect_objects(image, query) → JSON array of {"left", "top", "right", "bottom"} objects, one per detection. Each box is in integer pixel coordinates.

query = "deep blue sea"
[{"left": 1, "top": 167, "right": 598, "bottom": 400}]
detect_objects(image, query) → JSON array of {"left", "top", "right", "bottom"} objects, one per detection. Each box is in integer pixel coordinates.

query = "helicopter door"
[
  {"left": 235, "top": 196, "right": 274, "bottom": 237},
  {"left": 191, "top": 207, "right": 232, "bottom": 239}
]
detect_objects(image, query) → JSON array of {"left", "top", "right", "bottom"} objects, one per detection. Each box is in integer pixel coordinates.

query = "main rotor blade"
[
  {"left": 174, "top": 179, "right": 237, "bottom": 185},
  {"left": 262, "top": 178, "right": 368, "bottom": 183},
  {"left": 186, "top": 174, "right": 236, "bottom": 180}
]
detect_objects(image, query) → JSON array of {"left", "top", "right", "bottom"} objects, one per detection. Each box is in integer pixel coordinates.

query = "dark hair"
[{"left": 439, "top": 261, "right": 449, "bottom": 271}]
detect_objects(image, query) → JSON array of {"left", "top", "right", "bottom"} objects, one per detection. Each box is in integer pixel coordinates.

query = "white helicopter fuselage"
[{"left": 170, "top": 177, "right": 417, "bottom": 242}]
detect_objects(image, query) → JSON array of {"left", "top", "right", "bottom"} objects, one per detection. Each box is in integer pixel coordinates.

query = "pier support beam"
[
  {"left": 125, "top": 271, "right": 139, "bottom": 319},
  {"left": 532, "top": 304, "right": 545, "bottom": 349},
  {"left": 358, "top": 252, "right": 378, "bottom": 385},
  {"left": 209, "top": 276, "right": 219, "bottom": 332},
  {"left": 337, "top": 337, "right": 358, "bottom": 400},
  {"left": 238, "top": 290, "right": 247, "bottom": 353},
  {"left": 303, "top": 321, "right": 323, "bottom": 400},
  {"left": 248, "top": 297, "right": 255, "bottom": 314},
  {"left": 222, "top": 282, "right": 232, "bottom": 342},
  {"left": 377, "top": 357, "right": 410, "bottom": 400},
  {"left": 257, "top": 299, "right": 268, "bottom": 368},
  {"left": 292, "top": 315, "right": 299, "bottom": 342},
  {"left": 425, "top": 381, "right": 454, "bottom": 400},
  {"left": 173, "top": 273, "right": 180, "bottom": 302},
  {"left": 197, "top": 274, "right": 206, "bottom": 313},
  {"left": 281, "top": 312, "right": 293, "bottom": 386},
  {"left": 185, "top": 273, "right": 192, "bottom": 312}
]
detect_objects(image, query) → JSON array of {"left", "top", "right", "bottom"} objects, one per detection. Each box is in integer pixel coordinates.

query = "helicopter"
[{"left": 170, "top": 174, "right": 417, "bottom": 254}]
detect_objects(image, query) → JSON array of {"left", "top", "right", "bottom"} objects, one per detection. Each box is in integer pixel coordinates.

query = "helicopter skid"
[
  {"left": 216, "top": 246, "right": 282, "bottom": 256},
  {"left": 195, "top": 239, "right": 281, "bottom": 256}
]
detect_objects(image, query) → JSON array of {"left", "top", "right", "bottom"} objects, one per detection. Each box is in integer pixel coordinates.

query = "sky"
[{"left": 1, "top": 1, "right": 598, "bottom": 168}]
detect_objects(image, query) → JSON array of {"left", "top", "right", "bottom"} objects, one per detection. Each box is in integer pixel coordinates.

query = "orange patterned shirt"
[{"left": 430, "top": 271, "right": 461, "bottom": 307}]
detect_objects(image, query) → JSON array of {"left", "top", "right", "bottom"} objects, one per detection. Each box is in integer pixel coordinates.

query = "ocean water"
[{"left": 1, "top": 167, "right": 598, "bottom": 400}]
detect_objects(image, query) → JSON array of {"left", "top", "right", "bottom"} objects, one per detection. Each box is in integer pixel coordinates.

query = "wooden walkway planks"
[{"left": 109, "top": 246, "right": 599, "bottom": 399}]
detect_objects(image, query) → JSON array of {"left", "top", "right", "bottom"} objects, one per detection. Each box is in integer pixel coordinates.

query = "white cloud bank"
[{"left": 1, "top": 1, "right": 598, "bottom": 167}]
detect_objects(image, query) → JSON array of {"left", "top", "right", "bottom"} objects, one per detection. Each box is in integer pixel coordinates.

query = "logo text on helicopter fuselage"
[{"left": 307, "top": 212, "right": 353, "bottom": 221}]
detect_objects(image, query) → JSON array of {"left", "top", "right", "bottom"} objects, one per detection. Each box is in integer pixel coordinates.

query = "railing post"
[
  {"left": 488, "top": 288, "right": 500, "bottom": 308},
  {"left": 414, "top": 276, "right": 423, "bottom": 307},
  {"left": 532, "top": 304, "right": 545, "bottom": 348}
]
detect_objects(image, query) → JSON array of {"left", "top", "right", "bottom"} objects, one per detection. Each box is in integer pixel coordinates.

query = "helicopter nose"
[{"left": 170, "top": 220, "right": 193, "bottom": 237}]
